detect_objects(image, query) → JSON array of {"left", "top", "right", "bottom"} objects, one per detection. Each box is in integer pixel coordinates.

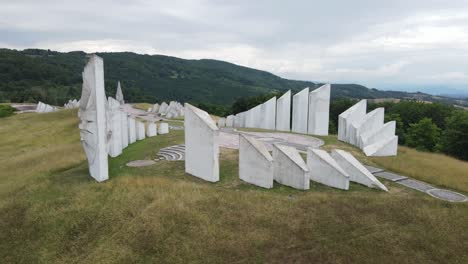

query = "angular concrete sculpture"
[
  {"left": 308, "top": 84, "right": 330, "bottom": 136},
  {"left": 330, "top": 149, "right": 388, "bottom": 191},
  {"left": 226, "top": 115, "right": 234, "bottom": 127},
  {"left": 276, "top": 90, "right": 291, "bottom": 131},
  {"left": 158, "top": 123, "right": 169, "bottom": 134},
  {"left": 338, "top": 99, "right": 367, "bottom": 142},
  {"left": 128, "top": 117, "right": 136, "bottom": 144},
  {"left": 159, "top": 102, "right": 168, "bottom": 114},
  {"left": 307, "top": 148, "right": 349, "bottom": 190},
  {"left": 355, "top": 108, "right": 385, "bottom": 148},
  {"left": 218, "top": 118, "right": 226, "bottom": 127},
  {"left": 360, "top": 121, "right": 396, "bottom": 149},
  {"left": 78, "top": 55, "right": 109, "bottom": 182},
  {"left": 120, "top": 112, "right": 129, "bottom": 149},
  {"left": 363, "top": 136, "right": 398, "bottom": 157},
  {"left": 239, "top": 134, "right": 274, "bottom": 189},
  {"left": 107, "top": 97, "right": 123, "bottom": 157},
  {"left": 273, "top": 144, "right": 310, "bottom": 190},
  {"left": 116, "top": 81, "right": 124, "bottom": 105},
  {"left": 146, "top": 122, "right": 157, "bottom": 137},
  {"left": 184, "top": 103, "right": 219, "bottom": 182},
  {"left": 263, "top": 97, "right": 276, "bottom": 130},
  {"left": 136, "top": 120, "right": 146, "bottom": 140},
  {"left": 152, "top": 103, "right": 160, "bottom": 113},
  {"left": 292, "top": 87, "right": 309, "bottom": 134}
]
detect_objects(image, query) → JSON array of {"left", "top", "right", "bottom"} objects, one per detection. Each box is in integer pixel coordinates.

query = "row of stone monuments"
[
  {"left": 337, "top": 100, "right": 398, "bottom": 156},
  {"left": 218, "top": 84, "right": 331, "bottom": 136},
  {"left": 64, "top": 99, "right": 80, "bottom": 109},
  {"left": 78, "top": 55, "right": 169, "bottom": 182},
  {"left": 185, "top": 103, "right": 387, "bottom": 191},
  {"left": 36, "top": 101, "right": 58, "bottom": 113},
  {"left": 148, "top": 101, "right": 185, "bottom": 119}
]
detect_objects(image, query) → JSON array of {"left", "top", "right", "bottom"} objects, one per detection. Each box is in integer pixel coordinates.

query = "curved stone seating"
[
  {"left": 158, "top": 145, "right": 185, "bottom": 161},
  {"left": 338, "top": 99, "right": 367, "bottom": 142},
  {"left": 363, "top": 136, "right": 398, "bottom": 156}
]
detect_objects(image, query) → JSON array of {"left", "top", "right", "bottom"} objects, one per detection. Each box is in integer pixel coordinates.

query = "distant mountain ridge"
[{"left": 0, "top": 48, "right": 466, "bottom": 106}]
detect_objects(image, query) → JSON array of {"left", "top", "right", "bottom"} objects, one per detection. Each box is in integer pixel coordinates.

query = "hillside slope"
[{"left": 0, "top": 48, "right": 463, "bottom": 105}]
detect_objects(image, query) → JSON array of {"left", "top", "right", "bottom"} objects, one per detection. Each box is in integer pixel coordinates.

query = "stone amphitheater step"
[{"left": 158, "top": 144, "right": 185, "bottom": 161}]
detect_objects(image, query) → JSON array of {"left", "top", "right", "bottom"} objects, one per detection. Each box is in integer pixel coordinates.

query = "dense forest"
[{"left": 2, "top": 48, "right": 464, "bottom": 106}]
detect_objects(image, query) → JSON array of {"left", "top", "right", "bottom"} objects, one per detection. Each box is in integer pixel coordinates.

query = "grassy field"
[{"left": 0, "top": 111, "right": 467, "bottom": 263}]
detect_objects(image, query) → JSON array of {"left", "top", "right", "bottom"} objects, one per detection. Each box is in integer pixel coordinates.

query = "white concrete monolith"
[
  {"left": 338, "top": 99, "right": 367, "bottom": 142},
  {"left": 292, "top": 87, "right": 309, "bottom": 134},
  {"left": 363, "top": 135, "right": 398, "bottom": 157},
  {"left": 263, "top": 97, "right": 276, "bottom": 130},
  {"left": 276, "top": 90, "right": 291, "bottom": 131},
  {"left": 147, "top": 122, "right": 157, "bottom": 137},
  {"left": 136, "top": 120, "right": 145, "bottom": 140},
  {"left": 158, "top": 123, "right": 169, "bottom": 134},
  {"left": 239, "top": 134, "right": 274, "bottom": 188},
  {"left": 116, "top": 81, "right": 124, "bottom": 105},
  {"left": 308, "top": 84, "right": 330, "bottom": 135},
  {"left": 184, "top": 103, "right": 219, "bottom": 182},
  {"left": 307, "top": 148, "right": 349, "bottom": 190},
  {"left": 78, "top": 55, "right": 108, "bottom": 182},
  {"left": 128, "top": 117, "right": 136, "bottom": 144},
  {"left": 273, "top": 144, "right": 310, "bottom": 190},
  {"left": 107, "top": 97, "right": 123, "bottom": 157},
  {"left": 226, "top": 115, "right": 234, "bottom": 127},
  {"left": 330, "top": 149, "right": 388, "bottom": 191}
]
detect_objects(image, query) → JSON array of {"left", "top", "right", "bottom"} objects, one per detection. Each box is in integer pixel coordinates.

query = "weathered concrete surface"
[
  {"left": 239, "top": 134, "right": 274, "bottom": 188},
  {"left": 273, "top": 144, "right": 310, "bottom": 190},
  {"left": 263, "top": 97, "right": 276, "bottom": 130},
  {"left": 276, "top": 90, "right": 291, "bottom": 131},
  {"left": 338, "top": 99, "right": 367, "bottom": 142},
  {"left": 350, "top": 108, "right": 384, "bottom": 147},
  {"left": 107, "top": 97, "right": 123, "bottom": 157},
  {"left": 146, "top": 122, "right": 157, "bottom": 137},
  {"left": 128, "top": 117, "right": 136, "bottom": 144},
  {"left": 226, "top": 115, "right": 234, "bottom": 127},
  {"left": 126, "top": 160, "right": 155, "bottom": 167},
  {"left": 331, "top": 149, "right": 388, "bottom": 191},
  {"left": 361, "top": 121, "right": 396, "bottom": 148},
  {"left": 116, "top": 81, "right": 124, "bottom": 105},
  {"left": 158, "top": 123, "right": 169, "bottom": 134},
  {"left": 363, "top": 135, "right": 398, "bottom": 156},
  {"left": 218, "top": 118, "right": 226, "bottom": 127},
  {"left": 120, "top": 111, "right": 129, "bottom": 149},
  {"left": 136, "top": 120, "right": 146, "bottom": 140},
  {"left": 184, "top": 103, "right": 220, "bottom": 182},
  {"left": 292, "top": 87, "right": 309, "bottom": 134},
  {"left": 308, "top": 84, "right": 330, "bottom": 136},
  {"left": 78, "top": 55, "right": 108, "bottom": 182},
  {"left": 307, "top": 148, "right": 349, "bottom": 190}
]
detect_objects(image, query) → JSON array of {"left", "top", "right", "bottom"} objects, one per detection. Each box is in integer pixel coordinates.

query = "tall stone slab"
[
  {"left": 363, "top": 136, "right": 398, "bottom": 157},
  {"left": 276, "top": 90, "right": 291, "bottom": 131},
  {"left": 308, "top": 84, "right": 330, "bottom": 136},
  {"left": 273, "top": 144, "right": 310, "bottom": 190},
  {"left": 136, "top": 120, "right": 146, "bottom": 140},
  {"left": 78, "top": 55, "right": 109, "bottom": 182},
  {"left": 218, "top": 118, "right": 226, "bottom": 127},
  {"left": 263, "top": 97, "right": 276, "bottom": 130},
  {"left": 307, "top": 148, "right": 349, "bottom": 190},
  {"left": 338, "top": 99, "right": 367, "bottom": 142},
  {"left": 146, "top": 122, "right": 157, "bottom": 137},
  {"left": 152, "top": 103, "right": 160, "bottom": 113},
  {"left": 226, "top": 115, "right": 234, "bottom": 127},
  {"left": 158, "top": 102, "right": 168, "bottom": 114},
  {"left": 330, "top": 149, "right": 388, "bottom": 191},
  {"left": 107, "top": 97, "right": 123, "bottom": 157},
  {"left": 184, "top": 103, "right": 219, "bottom": 182},
  {"left": 158, "top": 123, "right": 169, "bottom": 134},
  {"left": 116, "top": 81, "right": 124, "bottom": 105},
  {"left": 360, "top": 121, "right": 396, "bottom": 149},
  {"left": 120, "top": 112, "right": 129, "bottom": 148},
  {"left": 355, "top": 108, "right": 385, "bottom": 148},
  {"left": 128, "top": 117, "right": 136, "bottom": 144},
  {"left": 292, "top": 87, "right": 309, "bottom": 134},
  {"left": 239, "top": 134, "right": 274, "bottom": 188}
]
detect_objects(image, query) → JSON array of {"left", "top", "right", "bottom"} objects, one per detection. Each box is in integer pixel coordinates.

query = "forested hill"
[{"left": 0, "top": 48, "right": 458, "bottom": 105}]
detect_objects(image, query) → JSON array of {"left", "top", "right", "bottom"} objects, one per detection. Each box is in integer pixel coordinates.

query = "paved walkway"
[
  {"left": 121, "top": 104, "right": 163, "bottom": 122},
  {"left": 365, "top": 165, "right": 467, "bottom": 202}
]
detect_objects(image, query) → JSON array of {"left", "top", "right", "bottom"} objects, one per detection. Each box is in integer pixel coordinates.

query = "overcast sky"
[{"left": 1, "top": 0, "right": 468, "bottom": 93}]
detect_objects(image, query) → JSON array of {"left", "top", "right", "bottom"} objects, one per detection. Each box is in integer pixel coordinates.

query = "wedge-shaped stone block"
[
  {"left": 185, "top": 103, "right": 219, "bottom": 182},
  {"left": 292, "top": 87, "right": 309, "bottom": 134},
  {"left": 349, "top": 108, "right": 384, "bottom": 147},
  {"left": 146, "top": 122, "right": 157, "bottom": 137},
  {"left": 273, "top": 144, "right": 310, "bottom": 190},
  {"left": 331, "top": 149, "right": 388, "bottom": 191},
  {"left": 263, "top": 97, "right": 276, "bottom": 130},
  {"left": 338, "top": 99, "right": 367, "bottom": 142},
  {"left": 363, "top": 135, "right": 398, "bottom": 157},
  {"left": 128, "top": 117, "right": 136, "bottom": 144},
  {"left": 276, "top": 90, "right": 291, "bottom": 131},
  {"left": 158, "top": 123, "right": 169, "bottom": 134},
  {"left": 218, "top": 118, "right": 226, "bottom": 127},
  {"left": 308, "top": 84, "right": 330, "bottom": 136},
  {"left": 239, "top": 134, "right": 274, "bottom": 188},
  {"left": 360, "top": 121, "right": 396, "bottom": 148},
  {"left": 120, "top": 112, "right": 129, "bottom": 149},
  {"left": 78, "top": 55, "right": 108, "bottom": 182},
  {"left": 226, "top": 115, "right": 234, "bottom": 127},
  {"left": 136, "top": 120, "right": 145, "bottom": 140},
  {"left": 307, "top": 148, "right": 349, "bottom": 190}
]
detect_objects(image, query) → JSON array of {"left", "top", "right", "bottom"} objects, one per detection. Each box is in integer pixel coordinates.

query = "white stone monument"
[
  {"left": 158, "top": 122, "right": 169, "bottom": 134},
  {"left": 159, "top": 102, "right": 169, "bottom": 114},
  {"left": 239, "top": 134, "right": 274, "bottom": 189},
  {"left": 128, "top": 117, "right": 136, "bottom": 144},
  {"left": 355, "top": 108, "right": 385, "bottom": 148},
  {"left": 120, "top": 112, "right": 129, "bottom": 148},
  {"left": 330, "top": 149, "right": 388, "bottom": 191},
  {"left": 276, "top": 90, "right": 291, "bottom": 131},
  {"left": 218, "top": 118, "right": 226, "bottom": 127},
  {"left": 226, "top": 115, "right": 234, "bottom": 127},
  {"left": 292, "top": 87, "right": 309, "bottom": 134},
  {"left": 146, "top": 122, "right": 157, "bottom": 137},
  {"left": 273, "top": 144, "right": 310, "bottom": 190},
  {"left": 307, "top": 148, "right": 349, "bottom": 190},
  {"left": 308, "top": 84, "right": 330, "bottom": 136},
  {"left": 263, "top": 97, "right": 276, "bottom": 130},
  {"left": 136, "top": 120, "right": 146, "bottom": 140},
  {"left": 116, "top": 81, "right": 124, "bottom": 105},
  {"left": 363, "top": 136, "right": 398, "bottom": 157},
  {"left": 78, "top": 55, "right": 109, "bottom": 182},
  {"left": 338, "top": 99, "right": 367, "bottom": 142},
  {"left": 184, "top": 103, "right": 219, "bottom": 182},
  {"left": 360, "top": 121, "right": 396, "bottom": 149},
  {"left": 107, "top": 97, "right": 123, "bottom": 157}
]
